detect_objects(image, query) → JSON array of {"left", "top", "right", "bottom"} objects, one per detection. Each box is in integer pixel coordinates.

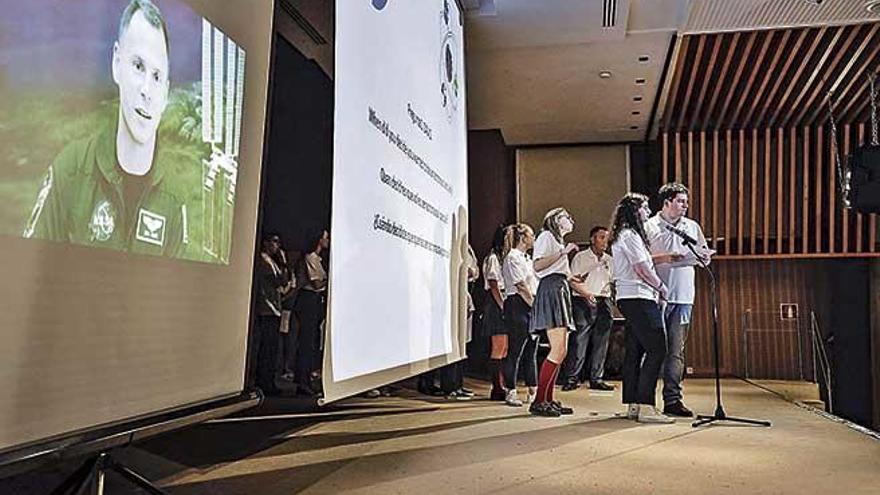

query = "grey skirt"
[{"left": 530, "top": 273, "right": 575, "bottom": 333}]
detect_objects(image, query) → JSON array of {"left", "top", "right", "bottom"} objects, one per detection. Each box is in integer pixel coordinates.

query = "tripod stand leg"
[
  {"left": 108, "top": 458, "right": 168, "bottom": 495},
  {"left": 48, "top": 456, "right": 99, "bottom": 495},
  {"left": 721, "top": 415, "right": 772, "bottom": 427}
]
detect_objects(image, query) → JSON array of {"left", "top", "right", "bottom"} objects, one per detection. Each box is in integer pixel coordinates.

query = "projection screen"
[
  {"left": 0, "top": 0, "right": 273, "bottom": 454},
  {"left": 325, "top": 0, "right": 469, "bottom": 401}
]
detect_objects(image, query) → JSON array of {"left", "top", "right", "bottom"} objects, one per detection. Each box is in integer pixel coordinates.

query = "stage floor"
[{"left": 115, "top": 378, "right": 879, "bottom": 495}]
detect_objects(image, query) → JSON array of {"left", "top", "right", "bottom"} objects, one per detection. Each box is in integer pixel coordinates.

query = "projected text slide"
[{"left": 330, "top": 0, "right": 468, "bottom": 381}]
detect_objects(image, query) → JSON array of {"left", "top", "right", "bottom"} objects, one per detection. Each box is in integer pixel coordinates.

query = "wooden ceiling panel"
[{"left": 659, "top": 22, "right": 880, "bottom": 132}]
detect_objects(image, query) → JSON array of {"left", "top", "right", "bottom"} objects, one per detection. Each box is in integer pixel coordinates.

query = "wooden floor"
[{"left": 4, "top": 378, "right": 879, "bottom": 494}]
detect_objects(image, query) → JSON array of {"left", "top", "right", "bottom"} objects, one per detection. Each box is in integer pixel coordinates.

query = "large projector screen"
[
  {"left": 0, "top": 0, "right": 273, "bottom": 454},
  {"left": 327, "top": 0, "right": 468, "bottom": 398}
]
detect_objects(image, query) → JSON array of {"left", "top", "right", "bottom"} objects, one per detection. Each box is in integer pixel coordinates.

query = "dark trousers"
[
  {"left": 504, "top": 330, "right": 538, "bottom": 389},
  {"left": 618, "top": 298, "right": 667, "bottom": 406},
  {"left": 294, "top": 290, "right": 325, "bottom": 387},
  {"left": 255, "top": 315, "right": 281, "bottom": 394},
  {"left": 440, "top": 361, "right": 464, "bottom": 393},
  {"left": 561, "top": 297, "right": 613, "bottom": 383}
]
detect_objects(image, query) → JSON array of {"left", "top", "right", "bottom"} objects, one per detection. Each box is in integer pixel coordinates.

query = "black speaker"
[{"left": 848, "top": 144, "right": 880, "bottom": 214}]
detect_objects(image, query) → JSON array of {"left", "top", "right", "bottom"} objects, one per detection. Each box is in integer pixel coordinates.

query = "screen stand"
[{"left": 49, "top": 451, "right": 167, "bottom": 495}]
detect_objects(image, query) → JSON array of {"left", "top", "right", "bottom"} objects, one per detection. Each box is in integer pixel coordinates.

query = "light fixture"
[
  {"left": 633, "top": 95, "right": 643, "bottom": 102},
  {"left": 638, "top": 55, "right": 650, "bottom": 63},
  {"left": 599, "top": 70, "right": 613, "bottom": 79},
  {"left": 630, "top": 125, "right": 639, "bottom": 130},
  {"left": 632, "top": 111, "right": 641, "bottom": 115},
  {"left": 635, "top": 78, "right": 646, "bottom": 85}
]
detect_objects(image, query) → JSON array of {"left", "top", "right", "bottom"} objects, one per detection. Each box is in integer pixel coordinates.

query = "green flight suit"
[{"left": 24, "top": 122, "right": 186, "bottom": 258}]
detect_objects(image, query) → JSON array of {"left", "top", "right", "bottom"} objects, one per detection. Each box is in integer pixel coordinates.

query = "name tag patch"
[{"left": 136, "top": 209, "right": 166, "bottom": 247}]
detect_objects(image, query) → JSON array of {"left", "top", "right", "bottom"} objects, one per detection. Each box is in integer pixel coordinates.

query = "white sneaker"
[
  {"left": 505, "top": 389, "right": 523, "bottom": 407},
  {"left": 637, "top": 406, "right": 675, "bottom": 424},
  {"left": 526, "top": 390, "right": 537, "bottom": 404},
  {"left": 627, "top": 403, "right": 640, "bottom": 420}
]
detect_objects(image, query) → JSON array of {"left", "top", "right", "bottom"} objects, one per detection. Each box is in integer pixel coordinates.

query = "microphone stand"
[{"left": 680, "top": 238, "right": 771, "bottom": 428}]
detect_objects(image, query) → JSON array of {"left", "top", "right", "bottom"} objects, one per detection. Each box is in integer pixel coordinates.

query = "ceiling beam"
[
  {"left": 676, "top": 35, "right": 706, "bottom": 130},
  {"left": 689, "top": 34, "right": 723, "bottom": 131},
  {"left": 714, "top": 31, "right": 757, "bottom": 130},
  {"left": 768, "top": 27, "right": 828, "bottom": 128},
  {"left": 789, "top": 24, "right": 863, "bottom": 128},
  {"left": 779, "top": 26, "right": 847, "bottom": 128},
  {"left": 724, "top": 30, "right": 775, "bottom": 129},
  {"left": 699, "top": 32, "right": 740, "bottom": 129},
  {"left": 661, "top": 36, "right": 691, "bottom": 131},
  {"left": 740, "top": 30, "right": 792, "bottom": 129},
  {"left": 753, "top": 28, "right": 810, "bottom": 128}
]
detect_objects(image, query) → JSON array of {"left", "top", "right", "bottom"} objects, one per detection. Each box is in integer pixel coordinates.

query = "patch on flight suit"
[
  {"left": 89, "top": 200, "right": 116, "bottom": 242},
  {"left": 23, "top": 166, "right": 53, "bottom": 238},
  {"left": 136, "top": 208, "right": 166, "bottom": 247}
]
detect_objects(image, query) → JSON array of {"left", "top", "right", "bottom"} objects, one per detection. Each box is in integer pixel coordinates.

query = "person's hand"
[
  {"left": 564, "top": 243, "right": 579, "bottom": 255},
  {"left": 658, "top": 284, "right": 669, "bottom": 302}
]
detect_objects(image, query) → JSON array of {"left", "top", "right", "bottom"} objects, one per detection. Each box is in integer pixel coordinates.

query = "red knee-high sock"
[
  {"left": 536, "top": 359, "right": 560, "bottom": 404},
  {"left": 547, "top": 362, "right": 562, "bottom": 403}
]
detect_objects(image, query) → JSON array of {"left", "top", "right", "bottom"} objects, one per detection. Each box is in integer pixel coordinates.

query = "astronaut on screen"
[{"left": 24, "top": 0, "right": 185, "bottom": 257}]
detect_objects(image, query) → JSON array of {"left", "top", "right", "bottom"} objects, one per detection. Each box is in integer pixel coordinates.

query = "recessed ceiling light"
[
  {"left": 599, "top": 70, "right": 613, "bottom": 79},
  {"left": 631, "top": 111, "right": 641, "bottom": 115},
  {"left": 630, "top": 126, "right": 639, "bottom": 130},
  {"left": 633, "top": 96, "right": 643, "bottom": 102},
  {"left": 635, "top": 78, "right": 646, "bottom": 85},
  {"left": 638, "top": 55, "right": 650, "bottom": 63}
]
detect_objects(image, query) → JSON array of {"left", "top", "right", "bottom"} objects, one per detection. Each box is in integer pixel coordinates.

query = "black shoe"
[
  {"left": 529, "top": 401, "right": 562, "bottom": 417},
  {"left": 418, "top": 385, "right": 445, "bottom": 397},
  {"left": 550, "top": 400, "right": 574, "bottom": 415},
  {"left": 663, "top": 401, "right": 694, "bottom": 417},
  {"left": 489, "top": 387, "right": 507, "bottom": 401},
  {"left": 561, "top": 381, "right": 579, "bottom": 392},
  {"left": 589, "top": 381, "right": 615, "bottom": 391}
]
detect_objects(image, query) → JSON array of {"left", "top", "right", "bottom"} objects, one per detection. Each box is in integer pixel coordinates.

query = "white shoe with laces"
[
  {"left": 627, "top": 403, "right": 640, "bottom": 420},
  {"left": 637, "top": 405, "right": 675, "bottom": 424},
  {"left": 505, "top": 389, "right": 523, "bottom": 407}
]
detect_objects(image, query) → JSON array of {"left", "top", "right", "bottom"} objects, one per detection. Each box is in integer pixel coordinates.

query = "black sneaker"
[
  {"left": 589, "top": 381, "right": 615, "bottom": 391},
  {"left": 550, "top": 400, "right": 574, "bottom": 415},
  {"left": 663, "top": 401, "right": 694, "bottom": 417},
  {"left": 561, "top": 381, "right": 579, "bottom": 392},
  {"left": 529, "top": 401, "right": 562, "bottom": 417},
  {"left": 489, "top": 387, "right": 507, "bottom": 401}
]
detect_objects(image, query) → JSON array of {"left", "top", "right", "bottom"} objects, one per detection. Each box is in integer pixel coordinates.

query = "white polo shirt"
[
  {"left": 570, "top": 248, "right": 613, "bottom": 298},
  {"left": 482, "top": 252, "right": 506, "bottom": 296},
  {"left": 502, "top": 248, "right": 539, "bottom": 297},
  {"left": 611, "top": 228, "right": 658, "bottom": 301},
  {"left": 532, "top": 230, "right": 571, "bottom": 279},
  {"left": 644, "top": 213, "right": 709, "bottom": 304}
]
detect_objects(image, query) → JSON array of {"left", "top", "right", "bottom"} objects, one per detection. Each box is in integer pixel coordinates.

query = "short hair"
[
  {"left": 119, "top": 0, "right": 170, "bottom": 54},
  {"left": 659, "top": 182, "right": 689, "bottom": 205},
  {"left": 589, "top": 225, "right": 608, "bottom": 238}
]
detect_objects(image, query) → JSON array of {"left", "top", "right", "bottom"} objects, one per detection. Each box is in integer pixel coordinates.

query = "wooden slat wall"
[
  {"left": 688, "top": 259, "right": 831, "bottom": 379},
  {"left": 661, "top": 127, "right": 880, "bottom": 258}
]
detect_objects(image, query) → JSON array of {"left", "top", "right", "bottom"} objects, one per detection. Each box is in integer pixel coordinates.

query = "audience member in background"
[
  {"left": 609, "top": 193, "right": 674, "bottom": 424},
  {"left": 276, "top": 245, "right": 299, "bottom": 382},
  {"left": 253, "top": 233, "right": 288, "bottom": 396},
  {"left": 501, "top": 223, "right": 539, "bottom": 407},
  {"left": 483, "top": 226, "right": 509, "bottom": 401},
  {"left": 645, "top": 182, "right": 714, "bottom": 418},
  {"left": 561, "top": 225, "right": 615, "bottom": 391},
  {"left": 294, "top": 229, "right": 329, "bottom": 397}
]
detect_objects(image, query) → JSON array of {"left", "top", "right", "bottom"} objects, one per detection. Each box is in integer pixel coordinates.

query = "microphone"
[{"left": 664, "top": 224, "right": 698, "bottom": 245}]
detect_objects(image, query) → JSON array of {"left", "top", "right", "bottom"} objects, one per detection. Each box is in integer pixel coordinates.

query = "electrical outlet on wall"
[{"left": 686, "top": 367, "right": 694, "bottom": 375}]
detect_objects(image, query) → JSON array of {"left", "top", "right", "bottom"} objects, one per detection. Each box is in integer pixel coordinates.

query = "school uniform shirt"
[
  {"left": 570, "top": 248, "right": 613, "bottom": 298},
  {"left": 482, "top": 252, "right": 507, "bottom": 297},
  {"left": 611, "top": 228, "right": 658, "bottom": 301},
  {"left": 502, "top": 248, "right": 539, "bottom": 298},
  {"left": 532, "top": 230, "right": 571, "bottom": 279},
  {"left": 645, "top": 214, "right": 709, "bottom": 304},
  {"left": 303, "top": 251, "right": 327, "bottom": 292}
]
